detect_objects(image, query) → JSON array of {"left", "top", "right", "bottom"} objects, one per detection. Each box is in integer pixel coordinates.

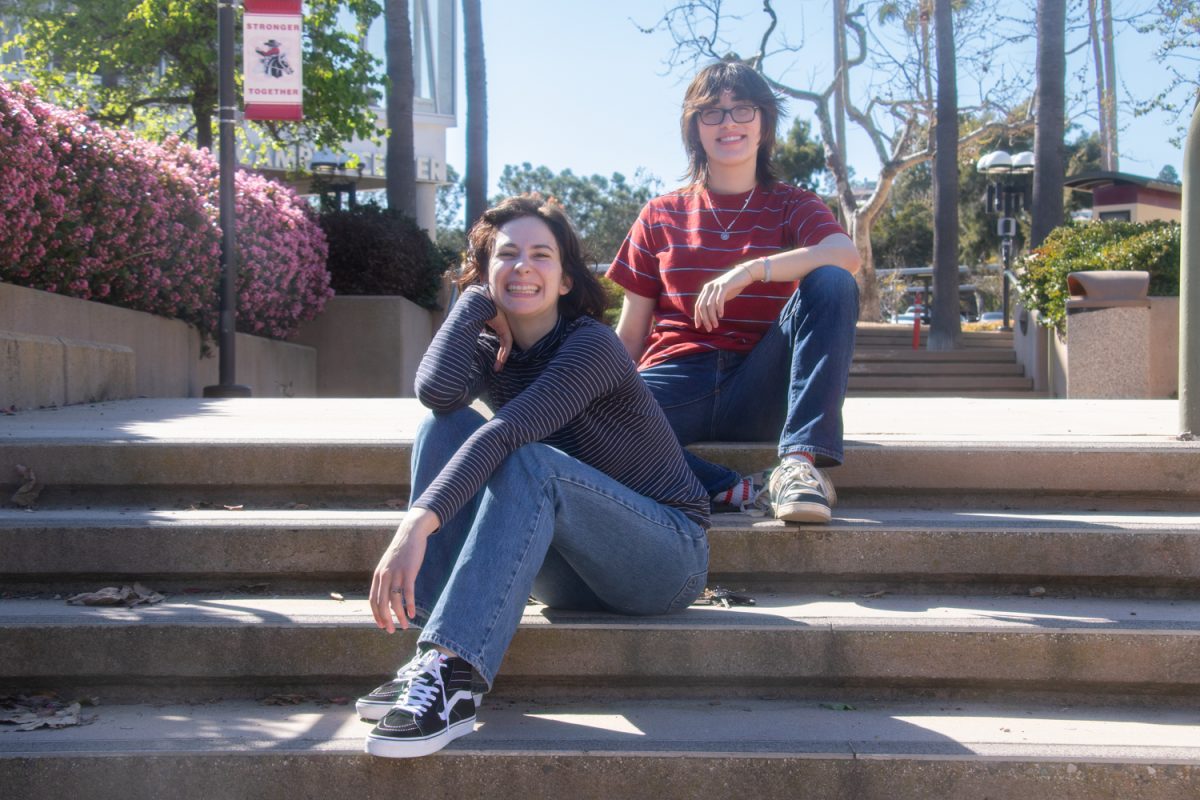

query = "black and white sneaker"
[
  {"left": 356, "top": 652, "right": 425, "bottom": 721},
  {"left": 356, "top": 652, "right": 484, "bottom": 721},
  {"left": 364, "top": 650, "right": 477, "bottom": 758},
  {"left": 768, "top": 459, "right": 837, "bottom": 524}
]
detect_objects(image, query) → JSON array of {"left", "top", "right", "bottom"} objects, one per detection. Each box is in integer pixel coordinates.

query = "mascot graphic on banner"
[{"left": 255, "top": 39, "right": 294, "bottom": 79}]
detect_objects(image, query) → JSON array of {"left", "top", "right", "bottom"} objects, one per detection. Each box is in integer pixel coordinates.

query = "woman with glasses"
[
  {"left": 607, "top": 59, "right": 861, "bottom": 524},
  {"left": 361, "top": 194, "right": 710, "bottom": 758}
]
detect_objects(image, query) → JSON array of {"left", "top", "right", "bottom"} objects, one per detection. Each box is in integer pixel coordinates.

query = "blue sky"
[{"left": 435, "top": 1, "right": 1187, "bottom": 195}]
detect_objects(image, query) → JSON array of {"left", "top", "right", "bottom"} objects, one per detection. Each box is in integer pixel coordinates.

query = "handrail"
[{"left": 1182, "top": 100, "right": 1199, "bottom": 438}]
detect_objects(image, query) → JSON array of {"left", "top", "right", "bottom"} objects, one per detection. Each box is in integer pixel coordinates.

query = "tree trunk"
[
  {"left": 849, "top": 218, "right": 880, "bottom": 321},
  {"left": 929, "top": 0, "right": 960, "bottom": 351},
  {"left": 195, "top": 103, "right": 213, "bottom": 151},
  {"left": 385, "top": 0, "right": 417, "bottom": 218},
  {"left": 1088, "top": 0, "right": 1111, "bottom": 170},
  {"left": 462, "top": 0, "right": 487, "bottom": 230},
  {"left": 1101, "top": 0, "right": 1119, "bottom": 170},
  {"left": 833, "top": 0, "right": 848, "bottom": 159},
  {"left": 1032, "top": 0, "right": 1065, "bottom": 248}
]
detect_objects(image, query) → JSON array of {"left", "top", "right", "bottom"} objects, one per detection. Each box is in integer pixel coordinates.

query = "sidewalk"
[{"left": 0, "top": 396, "right": 1188, "bottom": 445}]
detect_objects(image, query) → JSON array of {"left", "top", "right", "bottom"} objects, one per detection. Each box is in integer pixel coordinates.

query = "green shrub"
[
  {"left": 320, "top": 203, "right": 451, "bottom": 309},
  {"left": 598, "top": 274, "right": 624, "bottom": 328},
  {"left": 1015, "top": 220, "right": 1180, "bottom": 335}
]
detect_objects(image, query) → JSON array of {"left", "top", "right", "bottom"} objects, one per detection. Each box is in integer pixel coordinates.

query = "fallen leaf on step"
[
  {"left": 820, "top": 702, "right": 856, "bottom": 711},
  {"left": 1028, "top": 586, "right": 1047, "bottom": 598},
  {"left": 11, "top": 464, "right": 41, "bottom": 508},
  {"left": 261, "top": 693, "right": 307, "bottom": 706},
  {"left": 1, "top": 405, "right": 16, "bottom": 415},
  {"left": 223, "top": 504, "right": 244, "bottom": 511},
  {"left": 329, "top": 592, "right": 345, "bottom": 601},
  {"left": 383, "top": 498, "right": 407, "bottom": 510},
  {"left": 0, "top": 694, "right": 91, "bottom": 730},
  {"left": 288, "top": 503, "right": 310, "bottom": 510},
  {"left": 66, "top": 583, "right": 165, "bottom": 607}
]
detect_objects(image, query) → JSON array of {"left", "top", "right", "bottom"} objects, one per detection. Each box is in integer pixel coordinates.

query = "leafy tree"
[
  {"left": 0, "top": 0, "right": 382, "bottom": 152},
  {"left": 1137, "top": 0, "right": 1200, "bottom": 146},
  {"left": 495, "top": 163, "right": 661, "bottom": 265},
  {"left": 1158, "top": 164, "right": 1181, "bottom": 183},
  {"left": 436, "top": 164, "right": 468, "bottom": 255},
  {"left": 872, "top": 164, "right": 933, "bottom": 270},
  {"left": 771, "top": 118, "right": 827, "bottom": 192}
]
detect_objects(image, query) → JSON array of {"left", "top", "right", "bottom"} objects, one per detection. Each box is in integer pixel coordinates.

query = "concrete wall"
[
  {"left": 1149, "top": 297, "right": 1181, "bottom": 399},
  {"left": 0, "top": 282, "right": 315, "bottom": 405},
  {"left": 1011, "top": 304, "right": 1049, "bottom": 393},
  {"left": 289, "top": 295, "right": 435, "bottom": 397}
]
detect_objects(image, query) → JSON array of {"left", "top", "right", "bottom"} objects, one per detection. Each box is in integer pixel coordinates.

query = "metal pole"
[
  {"left": 204, "top": 0, "right": 251, "bottom": 397},
  {"left": 1181, "top": 100, "right": 1200, "bottom": 436},
  {"left": 1001, "top": 236, "right": 1012, "bottom": 331}
]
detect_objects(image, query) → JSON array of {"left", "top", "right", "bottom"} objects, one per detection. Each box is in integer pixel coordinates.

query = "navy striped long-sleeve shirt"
[{"left": 413, "top": 285, "right": 710, "bottom": 530}]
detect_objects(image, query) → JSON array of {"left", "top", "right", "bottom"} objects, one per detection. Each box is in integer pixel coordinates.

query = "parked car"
[
  {"left": 893, "top": 305, "right": 930, "bottom": 324},
  {"left": 979, "top": 311, "right": 1005, "bottom": 323}
]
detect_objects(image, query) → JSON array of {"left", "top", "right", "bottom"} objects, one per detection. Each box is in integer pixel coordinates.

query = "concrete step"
[
  {"left": 5, "top": 594, "right": 1200, "bottom": 700},
  {"left": 856, "top": 327, "right": 1013, "bottom": 349},
  {"left": 3, "top": 399, "right": 1196, "bottom": 499},
  {"left": 854, "top": 348, "right": 1018, "bottom": 363},
  {"left": 848, "top": 376, "right": 1034, "bottom": 391},
  {"left": 3, "top": 698, "right": 1198, "bottom": 799},
  {"left": 850, "top": 362, "right": 1025, "bottom": 377},
  {"left": 847, "top": 390, "right": 1045, "bottom": 398},
  {"left": 6, "top": 507, "right": 1200, "bottom": 597}
]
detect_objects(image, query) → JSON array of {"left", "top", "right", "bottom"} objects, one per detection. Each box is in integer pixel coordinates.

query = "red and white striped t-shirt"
[{"left": 607, "top": 182, "right": 846, "bottom": 369}]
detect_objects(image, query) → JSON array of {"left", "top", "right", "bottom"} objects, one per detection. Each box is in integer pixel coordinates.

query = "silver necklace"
[{"left": 706, "top": 186, "right": 755, "bottom": 241}]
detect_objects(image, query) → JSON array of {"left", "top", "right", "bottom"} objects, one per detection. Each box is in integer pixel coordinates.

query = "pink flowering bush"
[{"left": 0, "top": 81, "right": 331, "bottom": 339}]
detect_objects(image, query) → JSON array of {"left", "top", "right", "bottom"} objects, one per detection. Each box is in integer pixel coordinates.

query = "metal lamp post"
[
  {"left": 204, "top": 0, "right": 251, "bottom": 398},
  {"left": 977, "top": 150, "right": 1035, "bottom": 331}
]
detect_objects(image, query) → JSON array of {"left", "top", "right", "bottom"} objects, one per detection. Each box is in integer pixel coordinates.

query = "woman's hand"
[
  {"left": 369, "top": 508, "right": 441, "bottom": 633},
  {"left": 486, "top": 304, "right": 513, "bottom": 372},
  {"left": 693, "top": 262, "right": 757, "bottom": 332}
]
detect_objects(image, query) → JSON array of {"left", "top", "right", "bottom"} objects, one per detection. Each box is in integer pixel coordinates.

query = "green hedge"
[
  {"left": 319, "top": 204, "right": 451, "bottom": 309},
  {"left": 1015, "top": 220, "right": 1180, "bottom": 335}
]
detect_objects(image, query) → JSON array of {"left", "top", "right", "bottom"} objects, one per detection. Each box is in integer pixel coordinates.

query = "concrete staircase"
[
  {"left": 2, "top": 398, "right": 1200, "bottom": 799},
  {"left": 851, "top": 323, "right": 1038, "bottom": 397}
]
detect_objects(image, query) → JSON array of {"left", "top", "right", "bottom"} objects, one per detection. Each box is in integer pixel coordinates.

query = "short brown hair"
[
  {"left": 457, "top": 194, "right": 608, "bottom": 322},
  {"left": 681, "top": 58, "right": 784, "bottom": 187}
]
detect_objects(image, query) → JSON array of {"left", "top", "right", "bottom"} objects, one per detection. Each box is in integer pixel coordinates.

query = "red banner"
[{"left": 243, "top": 0, "right": 303, "bottom": 121}]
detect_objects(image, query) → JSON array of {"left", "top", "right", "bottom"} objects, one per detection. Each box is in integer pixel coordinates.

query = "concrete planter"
[
  {"left": 289, "top": 295, "right": 436, "bottom": 397},
  {"left": 1012, "top": 297, "right": 1179, "bottom": 399},
  {"left": 0, "top": 282, "right": 316, "bottom": 407}
]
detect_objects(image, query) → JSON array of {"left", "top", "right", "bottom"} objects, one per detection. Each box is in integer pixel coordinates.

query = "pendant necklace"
[{"left": 707, "top": 186, "right": 755, "bottom": 241}]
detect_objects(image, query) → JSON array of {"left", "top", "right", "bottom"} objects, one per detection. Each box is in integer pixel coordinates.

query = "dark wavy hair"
[
  {"left": 457, "top": 194, "right": 608, "bottom": 322},
  {"left": 681, "top": 58, "right": 784, "bottom": 187}
]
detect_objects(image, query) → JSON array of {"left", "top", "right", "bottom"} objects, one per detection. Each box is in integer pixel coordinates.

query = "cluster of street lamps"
[{"left": 976, "top": 149, "right": 1035, "bottom": 331}]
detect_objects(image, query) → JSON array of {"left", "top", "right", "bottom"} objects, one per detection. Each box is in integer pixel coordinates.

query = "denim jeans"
[
  {"left": 407, "top": 407, "right": 709, "bottom": 689},
  {"left": 639, "top": 265, "right": 860, "bottom": 494}
]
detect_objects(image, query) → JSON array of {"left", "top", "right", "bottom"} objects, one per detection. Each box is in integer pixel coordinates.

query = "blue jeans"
[
  {"left": 407, "top": 407, "right": 709, "bottom": 689},
  {"left": 639, "top": 266, "right": 859, "bottom": 494}
]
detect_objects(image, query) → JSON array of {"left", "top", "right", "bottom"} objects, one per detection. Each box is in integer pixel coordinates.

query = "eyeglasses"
[{"left": 698, "top": 105, "right": 759, "bottom": 126}]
